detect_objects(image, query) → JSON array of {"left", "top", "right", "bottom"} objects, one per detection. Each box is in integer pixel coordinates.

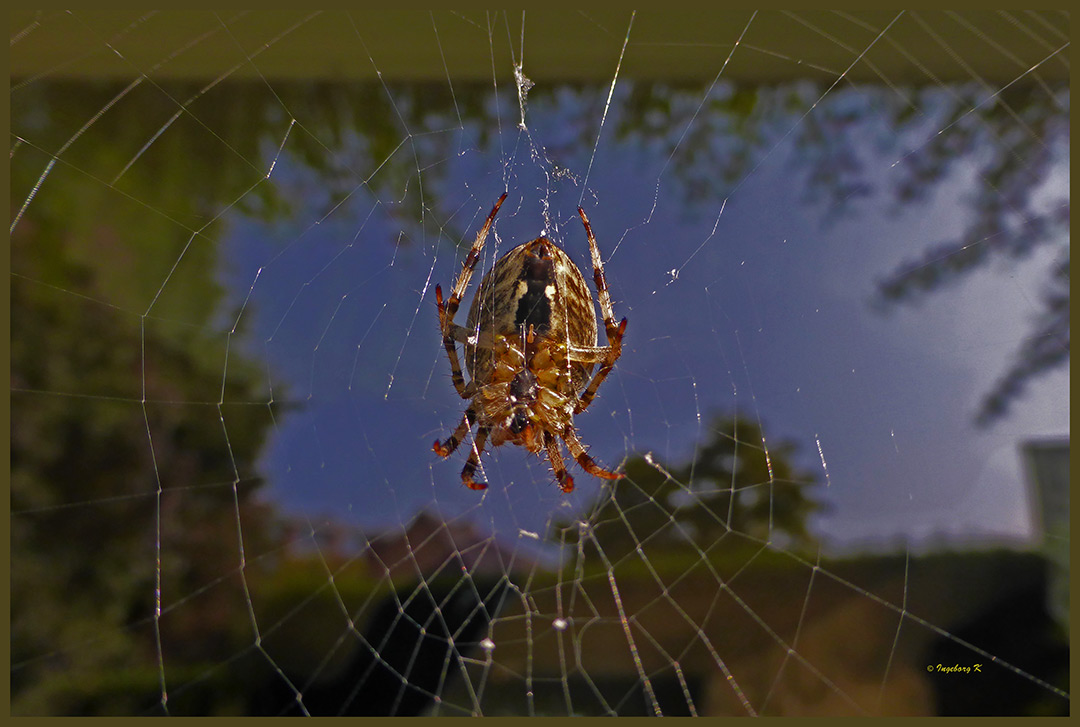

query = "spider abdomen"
[{"left": 465, "top": 237, "right": 598, "bottom": 393}]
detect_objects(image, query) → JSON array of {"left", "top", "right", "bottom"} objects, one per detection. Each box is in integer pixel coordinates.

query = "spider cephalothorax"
[{"left": 434, "top": 193, "right": 627, "bottom": 493}]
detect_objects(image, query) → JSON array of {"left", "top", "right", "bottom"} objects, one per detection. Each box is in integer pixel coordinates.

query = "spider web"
[{"left": 9, "top": 10, "right": 1070, "bottom": 717}]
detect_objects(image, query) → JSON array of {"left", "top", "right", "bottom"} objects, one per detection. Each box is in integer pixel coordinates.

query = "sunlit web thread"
[
  {"left": 586, "top": 510, "right": 713, "bottom": 716},
  {"left": 220, "top": 320, "right": 312, "bottom": 713},
  {"left": 113, "top": 13, "right": 322, "bottom": 711},
  {"left": 260, "top": 192, "right": 397, "bottom": 352},
  {"left": 217, "top": 12, "right": 421, "bottom": 261},
  {"left": 501, "top": 10, "right": 559, "bottom": 238},
  {"left": 12, "top": 85, "right": 129, "bottom": 235},
  {"left": 643, "top": 11, "right": 756, "bottom": 227},
  {"left": 137, "top": 315, "right": 170, "bottom": 715},
  {"left": 102, "top": 57, "right": 265, "bottom": 707},
  {"left": 774, "top": 543, "right": 1071, "bottom": 702},
  {"left": 94, "top": 10, "right": 305, "bottom": 184},
  {"left": 486, "top": 12, "right": 507, "bottom": 166},
  {"left": 996, "top": 11, "right": 1070, "bottom": 81},
  {"left": 887, "top": 38, "right": 1068, "bottom": 171},
  {"left": 11, "top": 55, "right": 145, "bottom": 223},
  {"left": 877, "top": 550, "right": 911, "bottom": 712},
  {"left": 875, "top": 202, "right": 1070, "bottom": 288},
  {"left": 946, "top": 11, "right": 1060, "bottom": 101},
  {"left": 576, "top": 10, "right": 635, "bottom": 208},
  {"left": 11, "top": 511, "right": 295, "bottom": 668},
  {"left": 510, "top": 11, "right": 530, "bottom": 131},
  {"left": 813, "top": 12, "right": 1067, "bottom": 231},
  {"left": 595, "top": 462, "right": 874, "bottom": 714},
  {"left": 9, "top": 10, "right": 44, "bottom": 46},
  {"left": 110, "top": 14, "right": 272, "bottom": 184},
  {"left": 430, "top": 12, "right": 464, "bottom": 133},
  {"left": 675, "top": 11, "right": 904, "bottom": 276},
  {"left": 580, "top": 485, "right": 748, "bottom": 714},
  {"left": 815, "top": 435, "right": 831, "bottom": 488},
  {"left": 759, "top": 549, "right": 821, "bottom": 712},
  {"left": 588, "top": 528, "right": 663, "bottom": 716},
  {"left": 914, "top": 11, "right": 1054, "bottom": 146},
  {"left": 256, "top": 521, "right": 357, "bottom": 715},
  {"left": 591, "top": 481, "right": 842, "bottom": 712},
  {"left": 346, "top": 15, "right": 474, "bottom": 402},
  {"left": 10, "top": 10, "right": 160, "bottom": 92}
]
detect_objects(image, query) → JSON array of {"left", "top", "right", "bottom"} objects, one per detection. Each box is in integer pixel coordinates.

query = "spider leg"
[
  {"left": 436, "top": 286, "right": 476, "bottom": 399},
  {"left": 562, "top": 426, "right": 623, "bottom": 481},
  {"left": 575, "top": 207, "right": 628, "bottom": 414},
  {"left": 543, "top": 431, "right": 575, "bottom": 493},
  {"left": 461, "top": 426, "right": 491, "bottom": 491},
  {"left": 436, "top": 193, "right": 507, "bottom": 398},
  {"left": 568, "top": 344, "right": 614, "bottom": 363},
  {"left": 446, "top": 322, "right": 498, "bottom": 348},
  {"left": 572, "top": 317, "right": 625, "bottom": 414},
  {"left": 433, "top": 406, "right": 476, "bottom": 458}
]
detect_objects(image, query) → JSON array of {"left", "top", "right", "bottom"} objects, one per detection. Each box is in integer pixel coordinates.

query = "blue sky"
[{"left": 221, "top": 83, "right": 1068, "bottom": 553}]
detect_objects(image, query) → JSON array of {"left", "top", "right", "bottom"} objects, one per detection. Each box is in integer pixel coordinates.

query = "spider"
[{"left": 434, "top": 193, "right": 627, "bottom": 493}]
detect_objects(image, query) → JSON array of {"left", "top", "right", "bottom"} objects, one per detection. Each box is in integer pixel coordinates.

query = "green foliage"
[{"left": 10, "top": 91, "right": 282, "bottom": 713}]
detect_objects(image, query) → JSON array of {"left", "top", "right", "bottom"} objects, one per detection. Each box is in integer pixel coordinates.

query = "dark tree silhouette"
[{"left": 557, "top": 413, "right": 823, "bottom": 565}]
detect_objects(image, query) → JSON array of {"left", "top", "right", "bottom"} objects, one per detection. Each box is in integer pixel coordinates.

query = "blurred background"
[{"left": 9, "top": 10, "right": 1069, "bottom": 716}]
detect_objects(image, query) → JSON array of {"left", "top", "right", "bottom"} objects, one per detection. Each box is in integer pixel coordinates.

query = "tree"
[{"left": 557, "top": 413, "right": 823, "bottom": 568}]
